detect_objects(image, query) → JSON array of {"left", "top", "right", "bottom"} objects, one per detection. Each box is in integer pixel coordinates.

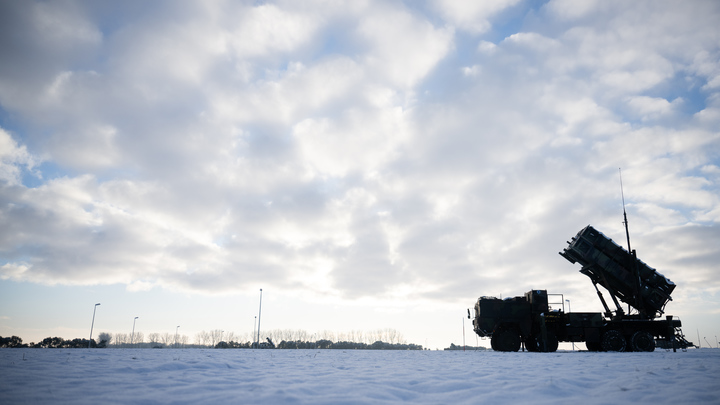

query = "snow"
[{"left": 1, "top": 348, "right": 719, "bottom": 404}]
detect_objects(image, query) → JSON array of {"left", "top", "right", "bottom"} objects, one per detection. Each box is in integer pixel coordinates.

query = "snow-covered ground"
[{"left": 1, "top": 348, "right": 718, "bottom": 404}]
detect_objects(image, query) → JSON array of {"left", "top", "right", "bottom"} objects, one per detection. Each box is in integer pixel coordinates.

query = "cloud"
[
  {"left": 0, "top": 0, "right": 718, "bottom": 315},
  {"left": 431, "top": 0, "right": 522, "bottom": 33},
  {"left": 357, "top": 3, "right": 454, "bottom": 89},
  {"left": 0, "top": 128, "right": 38, "bottom": 185}
]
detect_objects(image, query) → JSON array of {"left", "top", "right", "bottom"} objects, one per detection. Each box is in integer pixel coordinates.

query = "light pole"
[
  {"left": 565, "top": 299, "right": 575, "bottom": 351},
  {"left": 256, "top": 288, "right": 263, "bottom": 347},
  {"left": 175, "top": 326, "right": 180, "bottom": 348},
  {"left": 131, "top": 317, "right": 139, "bottom": 347},
  {"left": 89, "top": 303, "right": 101, "bottom": 348},
  {"left": 253, "top": 316, "right": 257, "bottom": 348}
]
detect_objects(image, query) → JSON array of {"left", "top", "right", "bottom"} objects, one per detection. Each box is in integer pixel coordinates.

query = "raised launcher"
[
  {"left": 560, "top": 225, "right": 675, "bottom": 320},
  {"left": 469, "top": 224, "right": 691, "bottom": 352}
]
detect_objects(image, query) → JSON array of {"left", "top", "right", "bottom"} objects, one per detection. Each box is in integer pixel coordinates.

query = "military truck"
[{"left": 470, "top": 225, "right": 691, "bottom": 352}]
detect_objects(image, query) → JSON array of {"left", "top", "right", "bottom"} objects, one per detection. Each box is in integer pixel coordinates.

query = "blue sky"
[{"left": 1, "top": 0, "right": 719, "bottom": 349}]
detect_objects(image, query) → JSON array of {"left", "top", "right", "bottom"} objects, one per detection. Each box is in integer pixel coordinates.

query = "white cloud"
[
  {"left": 0, "top": 128, "right": 37, "bottom": 186},
  {"left": 0, "top": 1, "right": 719, "bottom": 344},
  {"left": 625, "top": 96, "right": 682, "bottom": 122},
  {"left": 546, "top": 0, "right": 602, "bottom": 20},
  {"left": 503, "top": 32, "right": 560, "bottom": 53},
  {"left": 431, "top": 0, "right": 522, "bottom": 33},
  {"left": 31, "top": 1, "right": 102, "bottom": 47},
  {"left": 293, "top": 106, "right": 410, "bottom": 178},
  {"left": 477, "top": 40, "right": 497, "bottom": 54},
  {"left": 226, "top": 4, "right": 320, "bottom": 58},
  {"left": 357, "top": 4, "right": 454, "bottom": 88}
]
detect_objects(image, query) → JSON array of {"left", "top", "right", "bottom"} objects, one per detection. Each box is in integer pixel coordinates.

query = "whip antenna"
[{"left": 619, "top": 168, "right": 631, "bottom": 253}]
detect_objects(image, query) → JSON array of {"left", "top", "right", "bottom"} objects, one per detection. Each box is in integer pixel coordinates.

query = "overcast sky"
[{"left": 1, "top": 0, "right": 719, "bottom": 349}]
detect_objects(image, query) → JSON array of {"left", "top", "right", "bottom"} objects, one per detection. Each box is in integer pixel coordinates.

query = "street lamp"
[
  {"left": 89, "top": 303, "right": 101, "bottom": 349},
  {"left": 253, "top": 316, "right": 257, "bottom": 347},
  {"left": 131, "top": 317, "right": 139, "bottom": 346},
  {"left": 175, "top": 326, "right": 180, "bottom": 348},
  {"left": 565, "top": 299, "right": 575, "bottom": 351},
  {"left": 256, "top": 288, "right": 263, "bottom": 347}
]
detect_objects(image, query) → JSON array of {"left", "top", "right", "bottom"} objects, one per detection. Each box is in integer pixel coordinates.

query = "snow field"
[{"left": 1, "top": 349, "right": 718, "bottom": 404}]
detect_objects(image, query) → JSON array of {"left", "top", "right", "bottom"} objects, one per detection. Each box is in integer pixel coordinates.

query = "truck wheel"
[
  {"left": 525, "top": 337, "right": 538, "bottom": 352},
  {"left": 529, "top": 332, "right": 559, "bottom": 352},
  {"left": 544, "top": 332, "right": 559, "bottom": 352},
  {"left": 585, "top": 341, "right": 601, "bottom": 352},
  {"left": 601, "top": 330, "right": 626, "bottom": 352},
  {"left": 491, "top": 330, "right": 521, "bottom": 352},
  {"left": 526, "top": 335, "right": 540, "bottom": 352},
  {"left": 630, "top": 331, "right": 655, "bottom": 352}
]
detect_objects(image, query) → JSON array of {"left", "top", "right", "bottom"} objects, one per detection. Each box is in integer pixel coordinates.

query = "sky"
[{"left": 0, "top": 0, "right": 719, "bottom": 350}]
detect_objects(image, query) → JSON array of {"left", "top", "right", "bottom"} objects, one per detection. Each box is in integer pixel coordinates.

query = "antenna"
[
  {"left": 620, "top": 168, "right": 644, "bottom": 316},
  {"left": 619, "top": 168, "right": 631, "bottom": 253}
]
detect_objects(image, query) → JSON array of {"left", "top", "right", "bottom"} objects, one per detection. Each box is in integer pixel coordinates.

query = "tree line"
[
  {"left": 1, "top": 335, "right": 106, "bottom": 348},
  {"left": 1, "top": 328, "right": 424, "bottom": 350}
]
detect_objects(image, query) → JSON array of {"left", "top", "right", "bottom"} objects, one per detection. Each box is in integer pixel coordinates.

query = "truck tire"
[
  {"left": 544, "top": 332, "right": 559, "bottom": 352},
  {"left": 528, "top": 332, "right": 559, "bottom": 352},
  {"left": 585, "top": 341, "right": 601, "bottom": 352},
  {"left": 630, "top": 331, "right": 655, "bottom": 352},
  {"left": 601, "top": 330, "right": 626, "bottom": 352},
  {"left": 491, "top": 329, "right": 521, "bottom": 352}
]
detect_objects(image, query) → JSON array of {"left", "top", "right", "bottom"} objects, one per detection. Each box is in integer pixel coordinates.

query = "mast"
[
  {"left": 619, "top": 168, "right": 631, "bottom": 253},
  {"left": 620, "top": 168, "right": 645, "bottom": 317}
]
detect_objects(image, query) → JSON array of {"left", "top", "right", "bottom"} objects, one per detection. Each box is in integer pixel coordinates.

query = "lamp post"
[
  {"left": 131, "top": 317, "right": 139, "bottom": 347},
  {"left": 175, "top": 326, "right": 180, "bottom": 348},
  {"left": 256, "top": 289, "right": 263, "bottom": 347},
  {"left": 89, "top": 303, "right": 101, "bottom": 348},
  {"left": 253, "top": 316, "right": 257, "bottom": 348},
  {"left": 565, "top": 299, "right": 575, "bottom": 351}
]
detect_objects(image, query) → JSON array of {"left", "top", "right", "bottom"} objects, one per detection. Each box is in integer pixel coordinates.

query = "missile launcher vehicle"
[{"left": 470, "top": 225, "right": 692, "bottom": 352}]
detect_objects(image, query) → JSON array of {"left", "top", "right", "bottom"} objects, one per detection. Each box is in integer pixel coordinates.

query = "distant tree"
[
  {"left": 68, "top": 338, "right": 93, "bottom": 348},
  {"left": 195, "top": 331, "right": 210, "bottom": 347},
  {"left": 148, "top": 333, "right": 160, "bottom": 344},
  {"left": 348, "top": 330, "right": 364, "bottom": 343},
  {"left": 114, "top": 333, "right": 129, "bottom": 346},
  {"left": 384, "top": 328, "right": 405, "bottom": 344},
  {"left": 133, "top": 331, "right": 144, "bottom": 344},
  {"left": 209, "top": 329, "right": 224, "bottom": 347},
  {"left": 36, "top": 337, "right": 64, "bottom": 348},
  {"left": 98, "top": 332, "right": 112, "bottom": 346},
  {"left": 160, "top": 333, "right": 174, "bottom": 346},
  {"left": 0, "top": 336, "right": 26, "bottom": 348}
]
